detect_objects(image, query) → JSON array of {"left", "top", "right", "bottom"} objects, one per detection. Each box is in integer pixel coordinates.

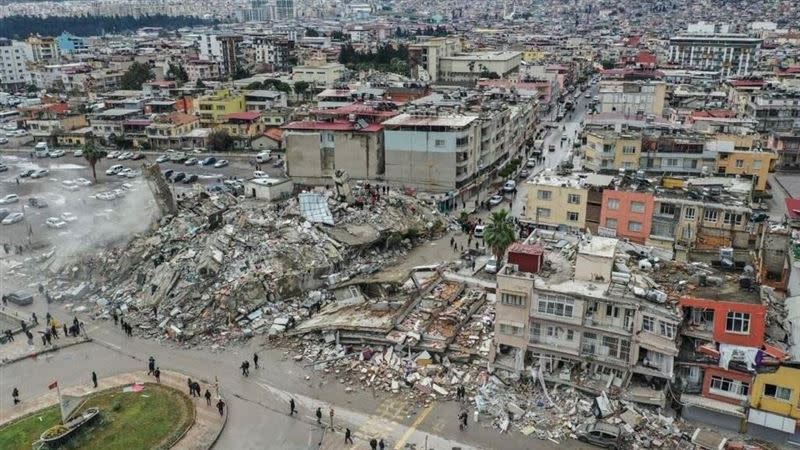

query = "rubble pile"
[{"left": 44, "top": 189, "right": 446, "bottom": 347}]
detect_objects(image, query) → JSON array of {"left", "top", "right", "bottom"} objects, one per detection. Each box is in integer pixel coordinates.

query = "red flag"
[{"left": 48, "top": 381, "right": 58, "bottom": 390}]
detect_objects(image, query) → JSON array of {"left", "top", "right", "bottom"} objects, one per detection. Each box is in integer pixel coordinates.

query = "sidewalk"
[
  {"left": 0, "top": 321, "right": 90, "bottom": 366},
  {"left": 0, "top": 369, "right": 225, "bottom": 450}
]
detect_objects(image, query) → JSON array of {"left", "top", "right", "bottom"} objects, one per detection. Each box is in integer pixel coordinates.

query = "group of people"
[
  {"left": 147, "top": 356, "right": 161, "bottom": 382},
  {"left": 187, "top": 377, "right": 215, "bottom": 407},
  {"left": 112, "top": 311, "right": 134, "bottom": 337}
]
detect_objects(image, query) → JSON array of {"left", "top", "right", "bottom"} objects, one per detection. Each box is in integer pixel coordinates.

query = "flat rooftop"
[
  {"left": 443, "top": 51, "right": 521, "bottom": 61},
  {"left": 382, "top": 113, "right": 477, "bottom": 128},
  {"left": 578, "top": 236, "right": 618, "bottom": 259}
]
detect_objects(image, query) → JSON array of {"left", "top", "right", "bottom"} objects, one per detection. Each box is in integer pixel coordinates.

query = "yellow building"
[
  {"left": 522, "top": 50, "right": 547, "bottom": 63},
  {"left": 196, "top": 89, "right": 245, "bottom": 126},
  {"left": 583, "top": 130, "right": 642, "bottom": 173},
  {"left": 748, "top": 365, "right": 800, "bottom": 434},
  {"left": 523, "top": 174, "right": 588, "bottom": 231},
  {"left": 714, "top": 148, "right": 777, "bottom": 191}
]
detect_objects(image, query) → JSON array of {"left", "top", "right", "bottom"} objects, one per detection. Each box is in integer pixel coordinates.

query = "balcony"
[
  {"left": 583, "top": 315, "right": 633, "bottom": 334},
  {"left": 528, "top": 336, "right": 580, "bottom": 356}
]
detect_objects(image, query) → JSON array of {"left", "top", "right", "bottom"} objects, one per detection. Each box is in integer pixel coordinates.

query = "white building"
[
  {"left": 598, "top": 80, "right": 667, "bottom": 116},
  {"left": 292, "top": 63, "right": 346, "bottom": 87},
  {"left": 668, "top": 34, "right": 762, "bottom": 77},
  {"left": 0, "top": 39, "right": 32, "bottom": 91}
]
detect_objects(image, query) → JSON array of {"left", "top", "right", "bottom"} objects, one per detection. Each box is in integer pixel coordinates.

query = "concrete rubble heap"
[{"left": 45, "top": 188, "right": 445, "bottom": 348}]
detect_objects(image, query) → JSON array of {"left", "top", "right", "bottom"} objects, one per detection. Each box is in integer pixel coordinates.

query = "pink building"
[{"left": 599, "top": 189, "right": 654, "bottom": 244}]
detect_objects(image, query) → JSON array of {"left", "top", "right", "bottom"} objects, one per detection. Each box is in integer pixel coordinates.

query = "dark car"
[
  {"left": 131, "top": 153, "right": 146, "bottom": 160},
  {"left": 172, "top": 172, "right": 186, "bottom": 182},
  {"left": 0, "top": 208, "right": 10, "bottom": 221},
  {"left": 28, "top": 197, "right": 48, "bottom": 208},
  {"left": 200, "top": 157, "right": 217, "bottom": 166},
  {"left": 3, "top": 291, "right": 34, "bottom": 306},
  {"left": 182, "top": 174, "right": 199, "bottom": 184},
  {"left": 750, "top": 212, "right": 769, "bottom": 223},
  {"left": 20, "top": 169, "right": 36, "bottom": 178},
  {"left": 163, "top": 169, "right": 174, "bottom": 179},
  {"left": 576, "top": 422, "right": 622, "bottom": 450}
]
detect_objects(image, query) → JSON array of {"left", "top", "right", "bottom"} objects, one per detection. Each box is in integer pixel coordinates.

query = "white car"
[
  {"left": 106, "top": 164, "right": 124, "bottom": 175},
  {"left": 30, "top": 169, "right": 49, "bottom": 179},
  {"left": 61, "top": 180, "right": 79, "bottom": 191},
  {"left": 2, "top": 212, "right": 23, "bottom": 225},
  {"left": 73, "top": 149, "right": 83, "bottom": 157},
  {"left": 473, "top": 225, "right": 486, "bottom": 238},
  {"left": 156, "top": 155, "right": 170, "bottom": 163},
  {"left": 45, "top": 217, "right": 67, "bottom": 229},
  {"left": 95, "top": 192, "right": 116, "bottom": 201},
  {"left": 107, "top": 151, "right": 120, "bottom": 159},
  {"left": 123, "top": 169, "right": 140, "bottom": 178},
  {"left": 253, "top": 170, "right": 267, "bottom": 178},
  {"left": 0, "top": 194, "right": 20, "bottom": 205},
  {"left": 60, "top": 212, "right": 77, "bottom": 222},
  {"left": 118, "top": 167, "right": 134, "bottom": 177},
  {"left": 526, "top": 158, "right": 537, "bottom": 168},
  {"left": 488, "top": 195, "right": 504, "bottom": 207},
  {"left": 184, "top": 158, "right": 198, "bottom": 166},
  {"left": 214, "top": 159, "right": 229, "bottom": 168},
  {"left": 0, "top": 137, "right": 9, "bottom": 144},
  {"left": 48, "top": 150, "right": 65, "bottom": 158},
  {"left": 75, "top": 178, "right": 92, "bottom": 186},
  {"left": 485, "top": 257, "right": 499, "bottom": 274},
  {"left": 503, "top": 180, "right": 517, "bottom": 192}
]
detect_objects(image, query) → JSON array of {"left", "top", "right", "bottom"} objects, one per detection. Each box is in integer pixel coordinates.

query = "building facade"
[{"left": 668, "top": 34, "right": 762, "bottom": 77}]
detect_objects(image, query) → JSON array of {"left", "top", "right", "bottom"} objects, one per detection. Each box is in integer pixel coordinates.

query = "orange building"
[{"left": 598, "top": 189, "right": 654, "bottom": 244}]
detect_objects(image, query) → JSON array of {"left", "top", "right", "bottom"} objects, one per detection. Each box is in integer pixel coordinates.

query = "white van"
[
  {"left": 105, "top": 164, "right": 124, "bottom": 175},
  {"left": 34, "top": 142, "right": 49, "bottom": 157},
  {"left": 256, "top": 151, "right": 272, "bottom": 163}
]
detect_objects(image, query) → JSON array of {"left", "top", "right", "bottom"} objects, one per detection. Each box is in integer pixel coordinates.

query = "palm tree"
[
  {"left": 483, "top": 209, "right": 516, "bottom": 261},
  {"left": 82, "top": 141, "right": 107, "bottom": 182}
]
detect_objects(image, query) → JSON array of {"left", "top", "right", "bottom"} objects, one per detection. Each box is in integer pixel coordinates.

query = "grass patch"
[{"left": 0, "top": 383, "right": 194, "bottom": 450}]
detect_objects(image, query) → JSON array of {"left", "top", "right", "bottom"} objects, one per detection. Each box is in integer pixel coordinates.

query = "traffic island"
[{"left": 0, "top": 370, "right": 226, "bottom": 450}]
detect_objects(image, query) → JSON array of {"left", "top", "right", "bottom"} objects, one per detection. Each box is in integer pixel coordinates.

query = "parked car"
[
  {"left": 0, "top": 194, "right": 19, "bottom": 205},
  {"left": 61, "top": 212, "right": 77, "bottom": 222},
  {"left": 0, "top": 137, "right": 8, "bottom": 145},
  {"left": 0, "top": 208, "right": 10, "bottom": 221},
  {"left": 28, "top": 197, "right": 48, "bottom": 208},
  {"left": 214, "top": 159, "right": 229, "bottom": 168},
  {"left": 0, "top": 163, "right": 8, "bottom": 172},
  {"left": 75, "top": 178, "right": 92, "bottom": 186},
  {"left": 107, "top": 151, "right": 120, "bottom": 159},
  {"left": 170, "top": 153, "right": 188, "bottom": 162},
  {"left": 256, "top": 151, "right": 272, "bottom": 163},
  {"left": 526, "top": 158, "right": 537, "bottom": 168},
  {"left": 48, "top": 150, "right": 65, "bottom": 158},
  {"left": 2, "top": 212, "right": 24, "bottom": 224},
  {"left": 19, "top": 169, "right": 36, "bottom": 178},
  {"left": 163, "top": 169, "right": 174, "bottom": 179},
  {"left": 117, "top": 168, "right": 134, "bottom": 177},
  {"left": 106, "top": 164, "right": 124, "bottom": 175},
  {"left": 488, "top": 195, "right": 504, "bottom": 207},
  {"left": 473, "top": 225, "right": 486, "bottom": 238},
  {"left": 2, "top": 291, "right": 33, "bottom": 306},
  {"left": 183, "top": 174, "right": 199, "bottom": 184},
  {"left": 45, "top": 217, "right": 67, "bottom": 228},
  {"left": 519, "top": 169, "right": 530, "bottom": 178},
  {"left": 73, "top": 149, "right": 83, "bottom": 157},
  {"left": 131, "top": 153, "right": 145, "bottom": 160},
  {"left": 172, "top": 172, "right": 186, "bottom": 182},
  {"left": 184, "top": 158, "right": 198, "bottom": 166},
  {"left": 254, "top": 170, "right": 267, "bottom": 178},
  {"left": 548, "top": 144, "right": 556, "bottom": 152},
  {"left": 485, "top": 257, "right": 499, "bottom": 274},
  {"left": 576, "top": 422, "right": 622, "bottom": 450},
  {"left": 156, "top": 155, "right": 170, "bottom": 163},
  {"left": 200, "top": 156, "right": 217, "bottom": 166},
  {"left": 503, "top": 180, "right": 517, "bottom": 193},
  {"left": 30, "top": 169, "right": 49, "bottom": 178}
]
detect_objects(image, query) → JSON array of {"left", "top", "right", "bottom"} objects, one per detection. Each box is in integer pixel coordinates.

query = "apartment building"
[
  {"left": 146, "top": 112, "right": 200, "bottom": 149},
  {"left": 640, "top": 131, "right": 713, "bottom": 175},
  {"left": 250, "top": 35, "right": 293, "bottom": 72},
  {"left": 743, "top": 89, "right": 800, "bottom": 133},
  {"left": 89, "top": 108, "right": 140, "bottom": 140},
  {"left": 0, "top": 39, "right": 32, "bottom": 91},
  {"left": 598, "top": 188, "right": 654, "bottom": 244},
  {"left": 584, "top": 129, "right": 642, "bottom": 172},
  {"left": 292, "top": 62, "right": 346, "bottom": 87},
  {"left": 408, "top": 37, "right": 462, "bottom": 82},
  {"left": 437, "top": 51, "right": 522, "bottom": 86},
  {"left": 244, "top": 90, "right": 288, "bottom": 111},
  {"left": 196, "top": 89, "right": 245, "bottom": 126},
  {"left": 219, "top": 112, "right": 269, "bottom": 149},
  {"left": 26, "top": 36, "right": 59, "bottom": 63},
  {"left": 768, "top": 132, "right": 800, "bottom": 169},
  {"left": 383, "top": 113, "right": 480, "bottom": 192},
  {"left": 711, "top": 144, "right": 776, "bottom": 192},
  {"left": 185, "top": 60, "right": 222, "bottom": 82},
  {"left": 597, "top": 79, "right": 666, "bottom": 116},
  {"left": 668, "top": 34, "right": 762, "bottom": 77},
  {"left": 748, "top": 365, "right": 800, "bottom": 436},
  {"left": 493, "top": 236, "right": 680, "bottom": 407},
  {"left": 523, "top": 174, "right": 588, "bottom": 231},
  {"left": 199, "top": 34, "right": 242, "bottom": 76}
]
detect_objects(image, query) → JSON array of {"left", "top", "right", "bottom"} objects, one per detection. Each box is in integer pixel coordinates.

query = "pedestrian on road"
[
  {"left": 205, "top": 389, "right": 212, "bottom": 405},
  {"left": 92, "top": 371, "right": 98, "bottom": 388},
  {"left": 193, "top": 382, "right": 201, "bottom": 397},
  {"left": 459, "top": 411, "right": 468, "bottom": 431},
  {"left": 216, "top": 398, "right": 225, "bottom": 416},
  {"left": 112, "top": 311, "right": 118, "bottom": 325},
  {"left": 62, "top": 323, "right": 68, "bottom": 338},
  {"left": 379, "top": 439, "right": 385, "bottom": 450},
  {"left": 370, "top": 438, "right": 378, "bottom": 450},
  {"left": 344, "top": 428, "right": 353, "bottom": 445},
  {"left": 329, "top": 407, "right": 335, "bottom": 429},
  {"left": 12, "top": 387, "right": 20, "bottom": 405},
  {"left": 148, "top": 356, "right": 156, "bottom": 375},
  {"left": 315, "top": 407, "right": 322, "bottom": 424},
  {"left": 51, "top": 324, "right": 58, "bottom": 339},
  {"left": 240, "top": 361, "right": 249, "bottom": 377},
  {"left": 289, "top": 398, "right": 296, "bottom": 416},
  {"left": 253, "top": 353, "right": 259, "bottom": 369},
  {"left": 32, "top": 312, "right": 38, "bottom": 324},
  {"left": 187, "top": 378, "right": 194, "bottom": 396},
  {"left": 154, "top": 367, "right": 161, "bottom": 383}
]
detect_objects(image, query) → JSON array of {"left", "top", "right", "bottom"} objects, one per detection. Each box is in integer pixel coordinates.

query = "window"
[
  {"left": 607, "top": 198, "right": 620, "bottom": 210},
  {"left": 567, "top": 194, "right": 581, "bottom": 204},
  {"left": 642, "top": 315, "right": 655, "bottom": 332},
  {"left": 764, "top": 384, "right": 792, "bottom": 402},
  {"left": 726, "top": 312, "right": 750, "bottom": 334},
  {"left": 735, "top": 159, "right": 744, "bottom": 168},
  {"left": 622, "top": 146, "right": 636, "bottom": 154},
  {"left": 537, "top": 190, "right": 552, "bottom": 200},
  {"left": 724, "top": 212, "right": 743, "bottom": 225},
  {"left": 711, "top": 376, "right": 750, "bottom": 399},
  {"left": 567, "top": 211, "right": 579, "bottom": 222},
  {"left": 537, "top": 294, "right": 575, "bottom": 318},
  {"left": 605, "top": 304, "right": 619, "bottom": 318},
  {"left": 684, "top": 207, "right": 696, "bottom": 220},
  {"left": 704, "top": 209, "right": 718, "bottom": 222},
  {"left": 659, "top": 203, "right": 675, "bottom": 216},
  {"left": 546, "top": 326, "right": 556, "bottom": 337},
  {"left": 434, "top": 139, "right": 445, "bottom": 147},
  {"left": 628, "top": 221, "right": 642, "bottom": 232},
  {"left": 631, "top": 201, "right": 645, "bottom": 213},
  {"left": 536, "top": 207, "right": 551, "bottom": 218},
  {"left": 566, "top": 330, "right": 574, "bottom": 341},
  {"left": 605, "top": 218, "right": 618, "bottom": 229},
  {"left": 499, "top": 323, "right": 524, "bottom": 336},
  {"left": 530, "top": 322, "right": 541, "bottom": 337},
  {"left": 501, "top": 292, "right": 525, "bottom": 307},
  {"left": 753, "top": 160, "right": 762, "bottom": 170},
  {"left": 659, "top": 321, "right": 676, "bottom": 339}
]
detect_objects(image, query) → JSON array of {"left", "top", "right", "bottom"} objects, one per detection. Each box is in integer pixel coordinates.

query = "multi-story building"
[
  {"left": 584, "top": 129, "right": 642, "bottom": 172},
  {"left": 493, "top": 236, "right": 680, "bottom": 407},
  {"left": 26, "top": 36, "right": 59, "bottom": 63},
  {"left": 710, "top": 144, "right": 776, "bottom": 192},
  {"left": 251, "top": 35, "right": 293, "bottom": 72},
  {"left": 146, "top": 112, "right": 200, "bottom": 150},
  {"left": 668, "top": 33, "right": 762, "bottom": 77},
  {"left": 598, "top": 188, "right": 655, "bottom": 244},
  {"left": 768, "top": 132, "right": 800, "bottom": 169},
  {"left": 55, "top": 32, "right": 87, "bottom": 55},
  {"left": 523, "top": 173, "right": 589, "bottom": 232},
  {"left": 199, "top": 34, "right": 243, "bottom": 76},
  {"left": 89, "top": 108, "right": 140, "bottom": 140},
  {"left": 195, "top": 89, "right": 245, "bottom": 126},
  {"left": 244, "top": 90, "right": 287, "bottom": 111},
  {"left": 219, "top": 112, "right": 268, "bottom": 149},
  {"left": 597, "top": 79, "right": 666, "bottom": 116},
  {"left": 408, "top": 37, "right": 462, "bottom": 82},
  {"left": 186, "top": 60, "right": 222, "bottom": 82},
  {"left": 437, "top": 51, "right": 522, "bottom": 86},
  {"left": 640, "top": 131, "right": 712, "bottom": 175},
  {"left": 292, "top": 62, "right": 346, "bottom": 88},
  {"left": 0, "top": 39, "right": 32, "bottom": 91},
  {"left": 743, "top": 88, "right": 800, "bottom": 133},
  {"left": 748, "top": 365, "right": 800, "bottom": 436},
  {"left": 275, "top": 0, "right": 294, "bottom": 19}
]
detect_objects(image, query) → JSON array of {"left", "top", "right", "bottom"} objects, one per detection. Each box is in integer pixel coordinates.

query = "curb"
[{"left": 0, "top": 337, "right": 92, "bottom": 367}]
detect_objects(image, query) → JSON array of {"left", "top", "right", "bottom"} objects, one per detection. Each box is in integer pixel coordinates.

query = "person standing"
[
  {"left": 12, "top": 387, "right": 20, "bottom": 405},
  {"left": 148, "top": 356, "right": 155, "bottom": 375},
  {"left": 379, "top": 439, "right": 385, "bottom": 450},
  {"left": 154, "top": 367, "right": 161, "bottom": 383},
  {"left": 205, "top": 389, "right": 212, "bottom": 406},
  {"left": 187, "top": 378, "right": 195, "bottom": 396},
  {"left": 216, "top": 398, "right": 225, "bottom": 416},
  {"left": 315, "top": 407, "right": 322, "bottom": 424},
  {"left": 370, "top": 438, "right": 378, "bottom": 450},
  {"left": 92, "top": 371, "right": 98, "bottom": 388},
  {"left": 289, "top": 398, "right": 296, "bottom": 416},
  {"left": 329, "top": 407, "right": 335, "bottom": 429},
  {"left": 459, "top": 410, "right": 468, "bottom": 431},
  {"left": 240, "top": 361, "right": 248, "bottom": 377},
  {"left": 344, "top": 428, "right": 354, "bottom": 445},
  {"left": 253, "top": 353, "right": 259, "bottom": 369}
]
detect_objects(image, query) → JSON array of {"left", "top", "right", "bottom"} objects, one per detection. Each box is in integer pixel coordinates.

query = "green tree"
[
  {"left": 195, "top": 79, "right": 206, "bottom": 89},
  {"left": 305, "top": 27, "right": 320, "bottom": 37},
  {"left": 232, "top": 64, "right": 251, "bottom": 80},
  {"left": 82, "top": 141, "right": 107, "bottom": 182},
  {"left": 601, "top": 59, "right": 616, "bottom": 70},
  {"left": 120, "top": 62, "right": 154, "bottom": 90},
  {"left": 207, "top": 130, "right": 233, "bottom": 152},
  {"left": 483, "top": 210, "right": 516, "bottom": 261},
  {"left": 166, "top": 62, "right": 189, "bottom": 84},
  {"left": 293, "top": 81, "right": 310, "bottom": 100}
]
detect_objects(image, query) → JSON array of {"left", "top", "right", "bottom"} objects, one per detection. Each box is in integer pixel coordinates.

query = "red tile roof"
[
  {"left": 728, "top": 79, "right": 765, "bottom": 88},
  {"left": 508, "top": 242, "right": 544, "bottom": 256},
  {"left": 786, "top": 199, "right": 800, "bottom": 219},
  {"left": 637, "top": 51, "right": 656, "bottom": 66},
  {"left": 226, "top": 111, "right": 261, "bottom": 121},
  {"left": 263, "top": 128, "right": 283, "bottom": 141},
  {"left": 282, "top": 120, "right": 382, "bottom": 132},
  {"left": 691, "top": 109, "right": 736, "bottom": 119}
]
